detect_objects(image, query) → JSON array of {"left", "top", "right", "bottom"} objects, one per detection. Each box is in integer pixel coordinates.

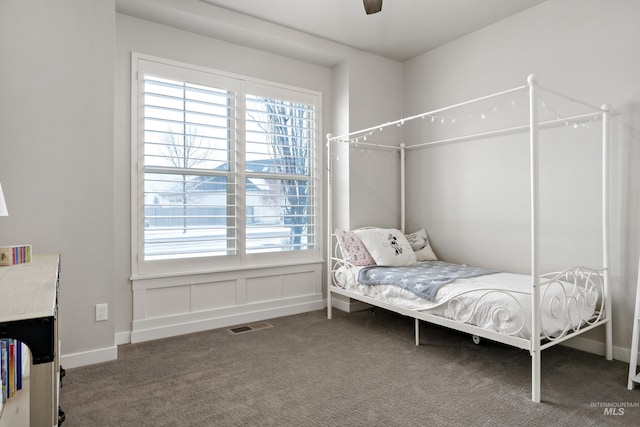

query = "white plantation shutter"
[
  {"left": 133, "top": 56, "right": 320, "bottom": 271},
  {"left": 244, "top": 95, "right": 317, "bottom": 253},
  {"left": 142, "top": 74, "right": 238, "bottom": 259}
]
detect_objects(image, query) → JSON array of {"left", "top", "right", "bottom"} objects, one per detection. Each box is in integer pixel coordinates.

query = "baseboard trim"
[
  {"left": 115, "top": 331, "right": 131, "bottom": 346},
  {"left": 61, "top": 344, "right": 118, "bottom": 369},
  {"left": 330, "top": 295, "right": 371, "bottom": 313},
  {"left": 561, "top": 335, "right": 636, "bottom": 363}
]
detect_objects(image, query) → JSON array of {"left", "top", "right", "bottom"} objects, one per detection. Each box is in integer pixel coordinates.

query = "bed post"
[
  {"left": 402, "top": 143, "right": 418, "bottom": 343},
  {"left": 528, "top": 74, "right": 542, "bottom": 403},
  {"left": 601, "top": 104, "right": 613, "bottom": 361},
  {"left": 400, "top": 143, "right": 406, "bottom": 233},
  {"left": 326, "top": 133, "right": 333, "bottom": 320}
]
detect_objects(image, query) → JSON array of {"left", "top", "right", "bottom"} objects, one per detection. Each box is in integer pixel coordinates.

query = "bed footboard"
[{"left": 539, "top": 267, "right": 606, "bottom": 341}]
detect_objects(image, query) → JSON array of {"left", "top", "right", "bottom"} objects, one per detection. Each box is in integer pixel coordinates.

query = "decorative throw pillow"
[
  {"left": 405, "top": 228, "right": 438, "bottom": 261},
  {"left": 335, "top": 229, "right": 376, "bottom": 266},
  {"left": 353, "top": 228, "right": 417, "bottom": 266}
]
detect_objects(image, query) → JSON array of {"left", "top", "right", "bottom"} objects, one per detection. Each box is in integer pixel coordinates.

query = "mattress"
[{"left": 333, "top": 262, "right": 601, "bottom": 339}]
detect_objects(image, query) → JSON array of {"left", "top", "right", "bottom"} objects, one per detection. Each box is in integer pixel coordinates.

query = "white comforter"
[{"left": 334, "top": 264, "right": 600, "bottom": 339}]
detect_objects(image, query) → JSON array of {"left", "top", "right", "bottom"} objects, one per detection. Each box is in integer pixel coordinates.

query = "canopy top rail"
[{"left": 326, "top": 74, "right": 610, "bottom": 150}]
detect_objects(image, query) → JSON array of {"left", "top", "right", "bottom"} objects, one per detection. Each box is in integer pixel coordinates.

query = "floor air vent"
[{"left": 228, "top": 322, "right": 273, "bottom": 335}]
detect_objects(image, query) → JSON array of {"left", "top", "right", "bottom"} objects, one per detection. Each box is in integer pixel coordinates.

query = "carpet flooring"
[{"left": 60, "top": 308, "right": 640, "bottom": 426}]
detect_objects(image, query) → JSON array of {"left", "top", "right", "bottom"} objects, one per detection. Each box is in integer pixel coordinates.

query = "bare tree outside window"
[
  {"left": 252, "top": 97, "right": 313, "bottom": 249},
  {"left": 161, "top": 125, "right": 210, "bottom": 233},
  {"left": 144, "top": 75, "right": 230, "bottom": 247}
]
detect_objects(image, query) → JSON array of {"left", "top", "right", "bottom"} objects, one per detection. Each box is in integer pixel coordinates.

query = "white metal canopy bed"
[{"left": 325, "top": 74, "right": 613, "bottom": 403}]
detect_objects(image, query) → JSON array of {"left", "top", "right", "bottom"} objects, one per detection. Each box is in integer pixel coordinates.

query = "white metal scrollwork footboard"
[{"left": 539, "top": 267, "right": 605, "bottom": 341}]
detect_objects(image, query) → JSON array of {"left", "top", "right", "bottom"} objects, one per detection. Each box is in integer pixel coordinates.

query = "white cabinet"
[{"left": 0, "top": 255, "right": 61, "bottom": 426}]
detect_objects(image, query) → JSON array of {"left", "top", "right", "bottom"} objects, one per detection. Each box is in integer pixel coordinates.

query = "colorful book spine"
[
  {"left": 0, "top": 339, "right": 23, "bottom": 407},
  {"left": 0, "top": 245, "right": 32, "bottom": 266},
  {"left": 15, "top": 344, "right": 21, "bottom": 391},
  {"left": 0, "top": 340, "right": 6, "bottom": 404},
  {"left": 8, "top": 341, "right": 14, "bottom": 398}
]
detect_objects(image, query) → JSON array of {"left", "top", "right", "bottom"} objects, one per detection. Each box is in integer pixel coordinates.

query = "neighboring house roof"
[{"left": 198, "top": 159, "right": 281, "bottom": 192}]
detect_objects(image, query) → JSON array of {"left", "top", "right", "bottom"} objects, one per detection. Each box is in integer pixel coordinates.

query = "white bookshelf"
[{"left": 0, "top": 255, "right": 61, "bottom": 426}]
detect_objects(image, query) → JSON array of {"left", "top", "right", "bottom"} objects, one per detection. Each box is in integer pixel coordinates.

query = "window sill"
[{"left": 130, "top": 258, "right": 325, "bottom": 283}]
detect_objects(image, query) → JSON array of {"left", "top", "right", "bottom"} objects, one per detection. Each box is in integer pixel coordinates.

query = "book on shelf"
[
  {"left": 0, "top": 245, "right": 32, "bottom": 267},
  {"left": 0, "top": 339, "right": 23, "bottom": 406}
]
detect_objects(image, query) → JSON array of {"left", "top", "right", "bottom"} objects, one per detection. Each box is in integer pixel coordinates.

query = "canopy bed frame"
[{"left": 325, "top": 74, "right": 612, "bottom": 403}]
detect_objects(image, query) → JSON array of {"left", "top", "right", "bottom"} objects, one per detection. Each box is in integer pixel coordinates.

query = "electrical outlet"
[{"left": 95, "top": 303, "right": 108, "bottom": 321}]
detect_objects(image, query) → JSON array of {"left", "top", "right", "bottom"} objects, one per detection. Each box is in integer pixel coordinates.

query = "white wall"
[
  {"left": 0, "top": 0, "right": 117, "bottom": 366},
  {"left": 347, "top": 53, "right": 404, "bottom": 229},
  {"left": 402, "top": 0, "right": 640, "bottom": 358},
  {"left": 329, "top": 55, "right": 404, "bottom": 231}
]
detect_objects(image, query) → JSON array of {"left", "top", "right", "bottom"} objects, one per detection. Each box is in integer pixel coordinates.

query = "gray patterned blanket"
[{"left": 357, "top": 261, "right": 498, "bottom": 301}]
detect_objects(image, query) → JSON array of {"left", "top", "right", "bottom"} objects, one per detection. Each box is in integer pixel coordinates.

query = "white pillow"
[
  {"left": 354, "top": 228, "right": 417, "bottom": 266},
  {"left": 334, "top": 229, "right": 376, "bottom": 266},
  {"left": 405, "top": 228, "right": 438, "bottom": 261}
]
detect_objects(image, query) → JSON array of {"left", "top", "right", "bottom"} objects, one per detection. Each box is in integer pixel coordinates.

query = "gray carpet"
[{"left": 60, "top": 309, "right": 640, "bottom": 426}]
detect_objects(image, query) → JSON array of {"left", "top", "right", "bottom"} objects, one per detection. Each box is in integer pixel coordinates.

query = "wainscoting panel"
[
  {"left": 246, "top": 275, "right": 281, "bottom": 304},
  {"left": 282, "top": 271, "right": 318, "bottom": 298},
  {"left": 145, "top": 285, "right": 191, "bottom": 318},
  {"left": 130, "top": 261, "right": 324, "bottom": 343},
  {"left": 191, "top": 280, "right": 237, "bottom": 312}
]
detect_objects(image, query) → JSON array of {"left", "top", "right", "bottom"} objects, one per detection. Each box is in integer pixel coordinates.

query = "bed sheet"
[{"left": 334, "top": 263, "right": 599, "bottom": 339}]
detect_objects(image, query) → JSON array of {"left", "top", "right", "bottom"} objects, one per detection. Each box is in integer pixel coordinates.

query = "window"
[
  {"left": 244, "top": 94, "right": 316, "bottom": 253},
  {"left": 132, "top": 55, "right": 321, "bottom": 275}
]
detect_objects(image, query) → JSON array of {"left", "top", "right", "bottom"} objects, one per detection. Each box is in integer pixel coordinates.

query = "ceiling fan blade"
[{"left": 363, "top": 0, "right": 383, "bottom": 15}]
